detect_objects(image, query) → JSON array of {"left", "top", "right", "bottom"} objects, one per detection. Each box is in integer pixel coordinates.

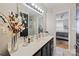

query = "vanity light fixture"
[{"left": 26, "top": 3, "right": 44, "bottom": 14}]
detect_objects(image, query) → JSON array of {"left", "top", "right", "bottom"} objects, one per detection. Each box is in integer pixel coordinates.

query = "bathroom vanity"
[{"left": 10, "top": 35, "right": 54, "bottom": 56}]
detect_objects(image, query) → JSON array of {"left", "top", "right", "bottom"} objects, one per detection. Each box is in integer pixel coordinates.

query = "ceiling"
[{"left": 36, "top": 3, "right": 72, "bottom": 10}]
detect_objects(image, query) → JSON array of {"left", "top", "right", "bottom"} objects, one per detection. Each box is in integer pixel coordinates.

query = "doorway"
[{"left": 55, "top": 10, "right": 70, "bottom": 55}]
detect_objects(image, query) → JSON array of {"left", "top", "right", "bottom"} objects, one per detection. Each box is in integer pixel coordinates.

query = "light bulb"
[
  {"left": 38, "top": 7, "right": 40, "bottom": 10},
  {"left": 39, "top": 9, "right": 42, "bottom": 12},
  {"left": 31, "top": 3, "right": 35, "bottom": 6},
  {"left": 35, "top": 5, "right": 38, "bottom": 9}
]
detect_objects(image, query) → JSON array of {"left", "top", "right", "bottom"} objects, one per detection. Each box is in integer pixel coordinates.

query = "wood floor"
[{"left": 56, "top": 39, "right": 68, "bottom": 49}]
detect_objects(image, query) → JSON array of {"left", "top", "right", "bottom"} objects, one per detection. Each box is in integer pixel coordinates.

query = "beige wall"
[
  {"left": 0, "top": 3, "right": 17, "bottom": 55},
  {"left": 0, "top": 3, "right": 17, "bottom": 16}
]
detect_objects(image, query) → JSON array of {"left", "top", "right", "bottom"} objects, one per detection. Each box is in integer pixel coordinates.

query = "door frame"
[{"left": 55, "top": 9, "right": 71, "bottom": 51}]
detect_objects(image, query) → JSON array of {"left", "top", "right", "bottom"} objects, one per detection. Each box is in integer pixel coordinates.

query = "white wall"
[
  {"left": 46, "top": 9, "right": 56, "bottom": 48},
  {"left": 46, "top": 9, "right": 56, "bottom": 35}
]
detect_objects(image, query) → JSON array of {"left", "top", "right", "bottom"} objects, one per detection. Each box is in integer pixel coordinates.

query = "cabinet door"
[
  {"left": 50, "top": 39, "right": 53, "bottom": 56},
  {"left": 76, "top": 46, "right": 79, "bottom": 56},
  {"left": 42, "top": 44, "right": 47, "bottom": 56},
  {"left": 47, "top": 39, "right": 53, "bottom": 56},
  {"left": 47, "top": 41, "right": 51, "bottom": 56},
  {"left": 42, "top": 41, "right": 51, "bottom": 56}
]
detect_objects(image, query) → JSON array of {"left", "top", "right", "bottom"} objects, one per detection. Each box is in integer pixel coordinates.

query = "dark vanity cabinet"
[
  {"left": 76, "top": 4, "right": 79, "bottom": 56},
  {"left": 33, "top": 38, "right": 53, "bottom": 56}
]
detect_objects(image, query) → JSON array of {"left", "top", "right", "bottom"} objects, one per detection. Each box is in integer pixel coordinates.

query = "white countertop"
[{"left": 10, "top": 35, "right": 54, "bottom": 56}]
